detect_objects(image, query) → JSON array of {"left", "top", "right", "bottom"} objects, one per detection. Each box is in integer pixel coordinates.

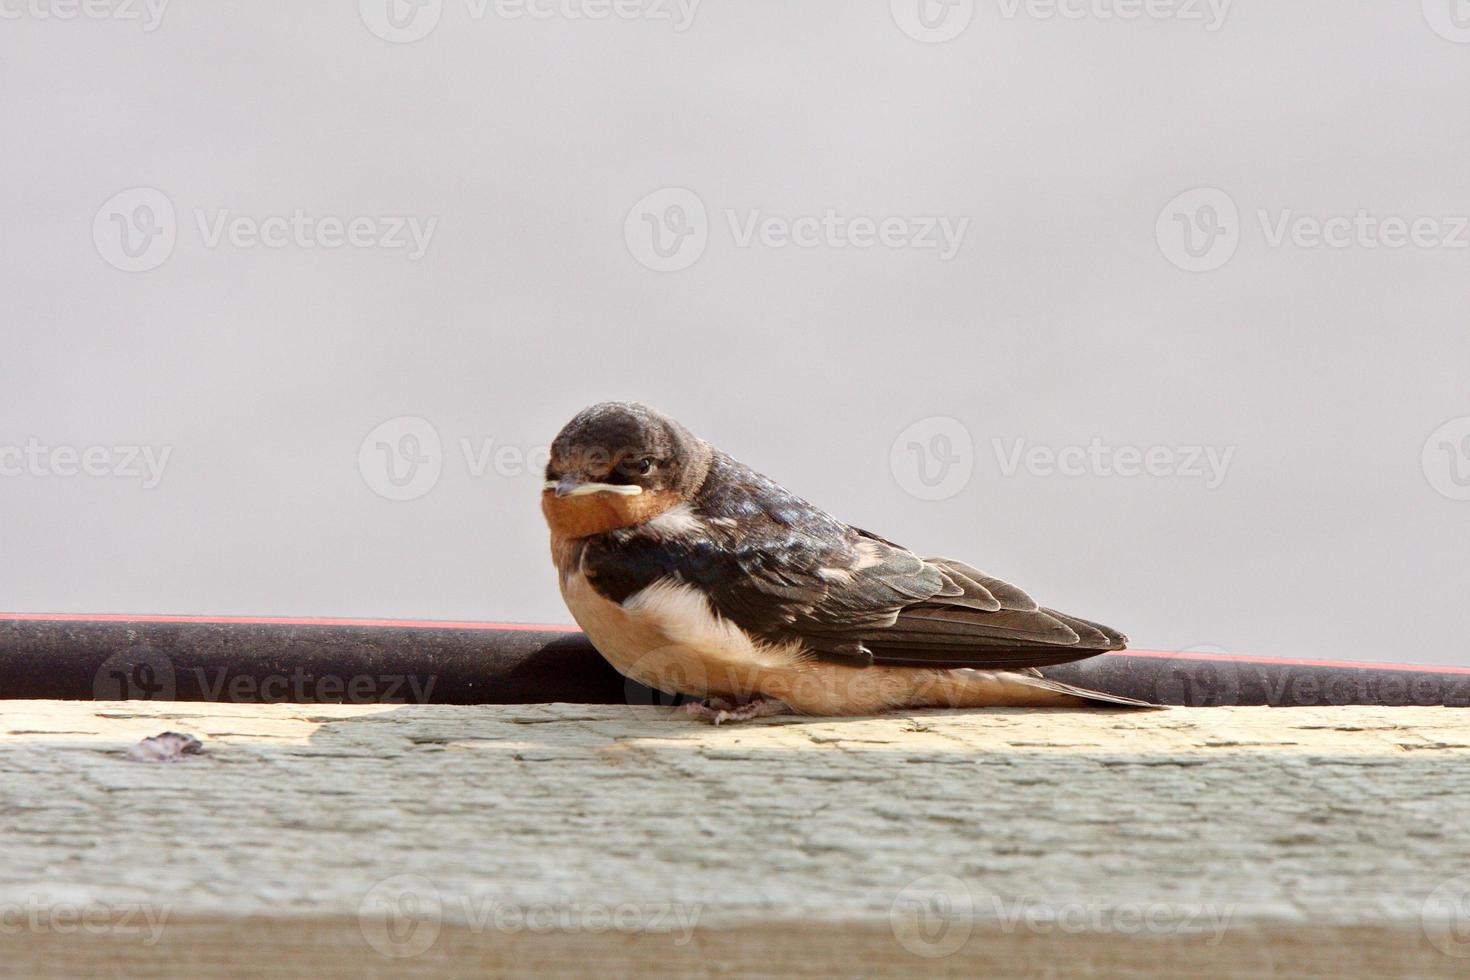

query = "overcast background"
[{"left": 2, "top": 1, "right": 1467, "bottom": 666}]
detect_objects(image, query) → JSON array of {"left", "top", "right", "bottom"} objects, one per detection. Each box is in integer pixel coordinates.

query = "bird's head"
[{"left": 542, "top": 402, "right": 711, "bottom": 538}]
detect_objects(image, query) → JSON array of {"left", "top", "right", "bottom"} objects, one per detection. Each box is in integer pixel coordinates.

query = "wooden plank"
[{"left": 1, "top": 701, "right": 1467, "bottom": 977}]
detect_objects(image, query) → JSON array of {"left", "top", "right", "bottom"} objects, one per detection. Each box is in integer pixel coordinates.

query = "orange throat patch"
[{"left": 542, "top": 488, "right": 684, "bottom": 541}]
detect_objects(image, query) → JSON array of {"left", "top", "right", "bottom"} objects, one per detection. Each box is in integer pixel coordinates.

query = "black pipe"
[
  {"left": 2, "top": 615, "right": 1467, "bottom": 708},
  {"left": 1046, "top": 651, "right": 1470, "bottom": 708},
  {"left": 0, "top": 617, "right": 635, "bottom": 705}
]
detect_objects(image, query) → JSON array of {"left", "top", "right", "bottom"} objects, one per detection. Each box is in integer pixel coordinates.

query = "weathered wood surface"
[{"left": 1, "top": 701, "right": 1467, "bottom": 977}]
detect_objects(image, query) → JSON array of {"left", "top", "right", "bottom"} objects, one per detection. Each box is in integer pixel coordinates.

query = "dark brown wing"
[
  {"left": 791, "top": 542, "right": 1128, "bottom": 670},
  {"left": 581, "top": 450, "right": 1126, "bottom": 673}
]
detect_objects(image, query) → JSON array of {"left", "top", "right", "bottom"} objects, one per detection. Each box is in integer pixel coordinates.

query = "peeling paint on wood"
[{"left": 1, "top": 701, "right": 1467, "bottom": 977}]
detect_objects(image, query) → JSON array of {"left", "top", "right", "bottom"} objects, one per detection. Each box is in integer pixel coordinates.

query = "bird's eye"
[{"left": 632, "top": 457, "right": 655, "bottom": 475}]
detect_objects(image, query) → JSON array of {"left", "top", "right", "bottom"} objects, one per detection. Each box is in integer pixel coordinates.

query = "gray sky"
[{"left": 3, "top": 0, "right": 1469, "bottom": 665}]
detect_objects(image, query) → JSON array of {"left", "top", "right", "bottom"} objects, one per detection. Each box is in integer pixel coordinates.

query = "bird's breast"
[{"left": 559, "top": 568, "right": 806, "bottom": 700}]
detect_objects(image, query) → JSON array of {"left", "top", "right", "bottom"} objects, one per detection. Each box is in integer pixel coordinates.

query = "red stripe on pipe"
[
  {"left": 0, "top": 612, "right": 578, "bottom": 632},
  {"left": 1103, "top": 649, "right": 1470, "bottom": 676},
  {"left": 1, "top": 614, "right": 1467, "bottom": 675}
]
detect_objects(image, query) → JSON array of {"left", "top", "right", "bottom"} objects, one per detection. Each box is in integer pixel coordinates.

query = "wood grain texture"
[{"left": 1, "top": 701, "right": 1467, "bottom": 977}]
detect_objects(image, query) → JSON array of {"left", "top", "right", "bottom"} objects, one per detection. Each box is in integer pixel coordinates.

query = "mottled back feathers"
[{"left": 575, "top": 451, "right": 1126, "bottom": 672}]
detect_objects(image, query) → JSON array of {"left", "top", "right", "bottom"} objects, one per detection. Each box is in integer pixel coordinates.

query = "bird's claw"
[{"left": 679, "top": 697, "right": 790, "bottom": 725}]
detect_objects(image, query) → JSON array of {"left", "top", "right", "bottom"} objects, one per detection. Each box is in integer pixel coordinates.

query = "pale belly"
[
  {"left": 559, "top": 570, "right": 795, "bottom": 701},
  {"left": 558, "top": 570, "right": 1084, "bottom": 714}
]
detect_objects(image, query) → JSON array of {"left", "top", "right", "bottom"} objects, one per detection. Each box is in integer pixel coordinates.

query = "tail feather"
[{"left": 1011, "top": 670, "right": 1161, "bottom": 708}]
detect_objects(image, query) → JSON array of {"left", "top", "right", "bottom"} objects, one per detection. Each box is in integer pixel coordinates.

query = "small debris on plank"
[{"left": 126, "top": 731, "right": 203, "bottom": 763}]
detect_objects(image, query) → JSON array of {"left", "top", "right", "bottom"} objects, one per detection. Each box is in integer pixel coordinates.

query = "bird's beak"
[{"left": 544, "top": 478, "right": 643, "bottom": 498}]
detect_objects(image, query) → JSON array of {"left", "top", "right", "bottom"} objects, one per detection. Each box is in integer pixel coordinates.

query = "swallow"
[{"left": 542, "top": 402, "right": 1153, "bottom": 723}]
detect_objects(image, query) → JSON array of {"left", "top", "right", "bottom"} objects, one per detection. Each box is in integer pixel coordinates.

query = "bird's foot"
[{"left": 679, "top": 696, "right": 790, "bottom": 725}]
